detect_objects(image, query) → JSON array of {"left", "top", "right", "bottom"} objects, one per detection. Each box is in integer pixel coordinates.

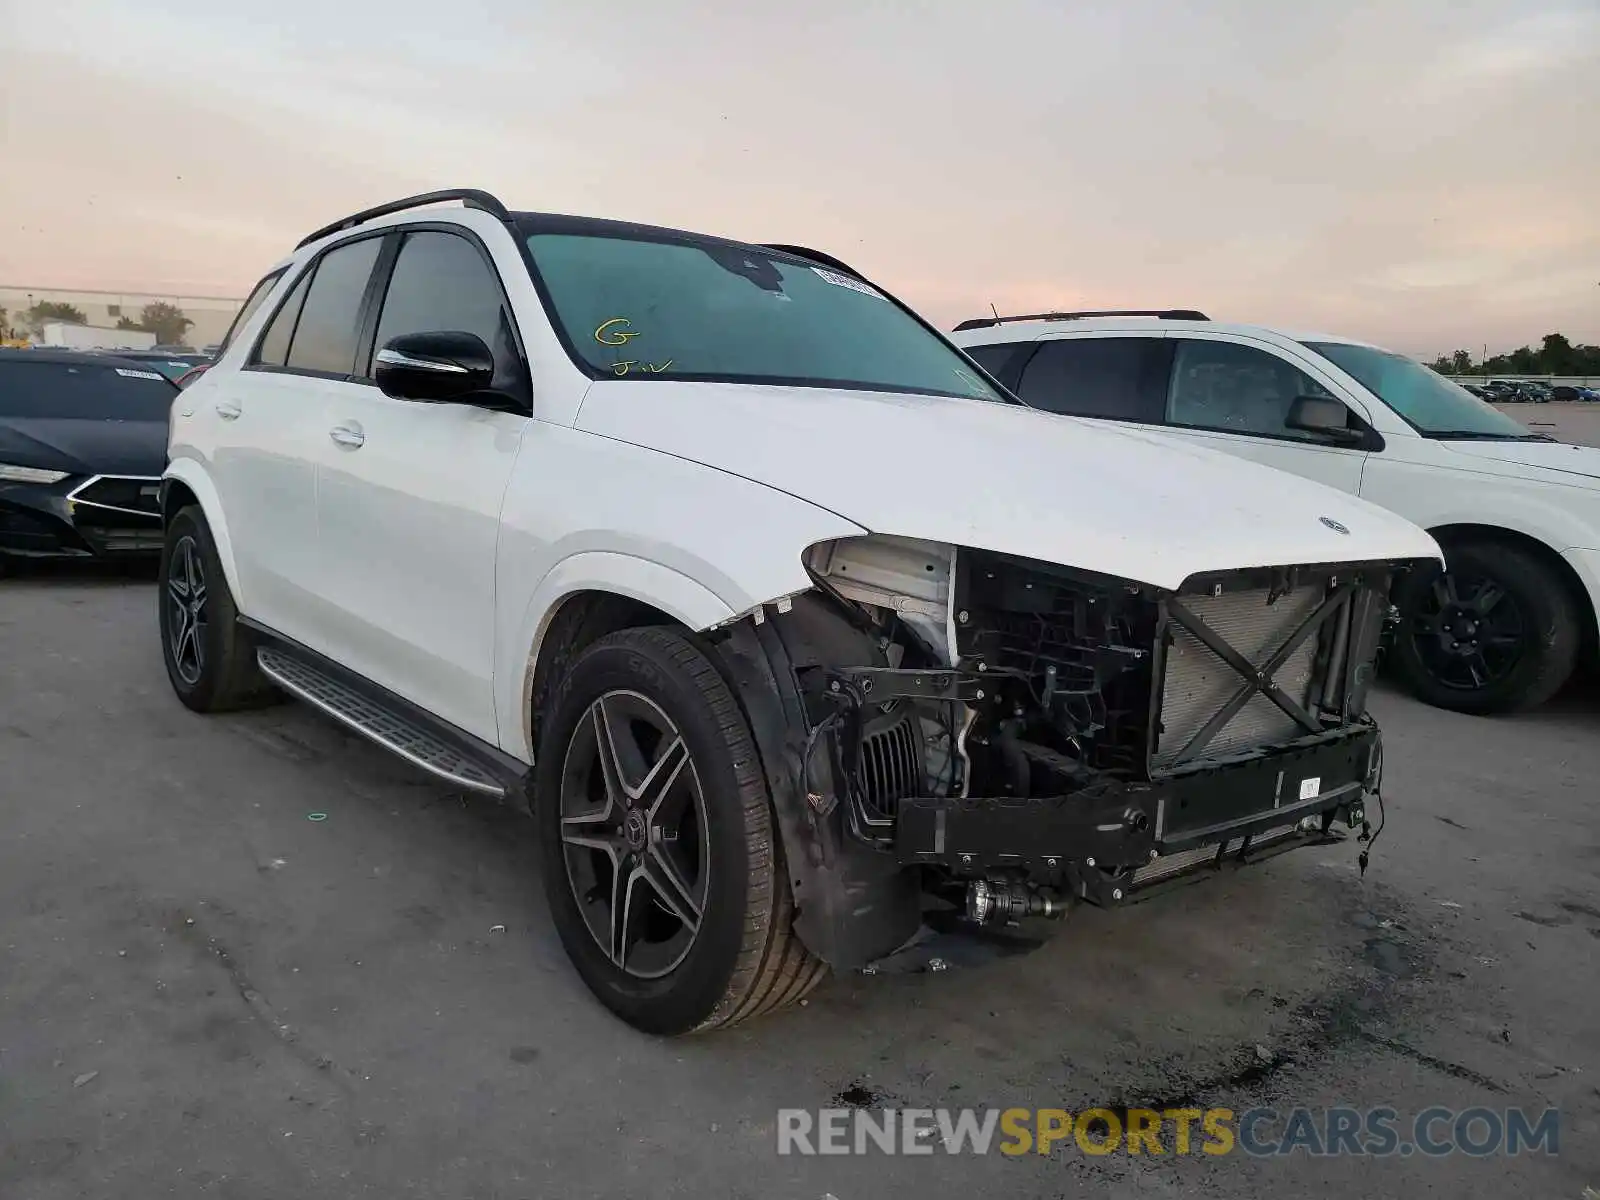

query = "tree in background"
[
  {"left": 23, "top": 301, "right": 88, "bottom": 332},
  {"left": 0, "top": 307, "right": 8, "bottom": 338},
  {"left": 1472, "top": 333, "right": 1600, "bottom": 377},
  {"left": 137, "top": 301, "right": 193, "bottom": 346},
  {"left": 115, "top": 316, "right": 143, "bottom": 331},
  {"left": 1540, "top": 333, "right": 1575, "bottom": 375}
]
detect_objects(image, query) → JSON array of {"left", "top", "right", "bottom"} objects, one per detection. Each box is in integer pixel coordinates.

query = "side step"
[{"left": 256, "top": 646, "right": 508, "bottom": 797}]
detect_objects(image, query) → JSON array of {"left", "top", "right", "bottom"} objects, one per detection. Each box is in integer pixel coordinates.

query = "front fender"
[
  {"left": 499, "top": 550, "right": 736, "bottom": 758},
  {"left": 492, "top": 424, "right": 866, "bottom": 758},
  {"left": 1364, "top": 461, "right": 1600, "bottom": 561},
  {"left": 162, "top": 458, "right": 243, "bottom": 606}
]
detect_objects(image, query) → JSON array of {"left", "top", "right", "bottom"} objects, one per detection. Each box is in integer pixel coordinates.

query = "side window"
[
  {"left": 962, "top": 342, "right": 1028, "bottom": 390},
  {"left": 215, "top": 269, "right": 284, "bottom": 358},
  {"left": 367, "top": 230, "right": 521, "bottom": 387},
  {"left": 1015, "top": 337, "right": 1165, "bottom": 420},
  {"left": 282, "top": 236, "right": 383, "bottom": 376},
  {"left": 1167, "top": 339, "right": 1345, "bottom": 441},
  {"left": 253, "top": 268, "right": 313, "bottom": 367}
]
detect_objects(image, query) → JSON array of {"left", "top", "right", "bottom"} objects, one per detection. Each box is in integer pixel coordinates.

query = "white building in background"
[
  {"left": 37, "top": 321, "right": 157, "bottom": 351},
  {"left": 0, "top": 284, "right": 245, "bottom": 350}
]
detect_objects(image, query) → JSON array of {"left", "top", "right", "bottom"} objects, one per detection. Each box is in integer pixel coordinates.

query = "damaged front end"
[{"left": 710, "top": 535, "right": 1417, "bottom": 971}]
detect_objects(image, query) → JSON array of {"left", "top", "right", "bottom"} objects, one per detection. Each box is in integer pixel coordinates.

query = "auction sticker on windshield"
[{"left": 812, "top": 267, "right": 883, "bottom": 298}]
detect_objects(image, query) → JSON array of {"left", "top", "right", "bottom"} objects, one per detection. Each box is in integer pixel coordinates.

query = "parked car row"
[
  {"left": 4, "top": 189, "right": 1597, "bottom": 1037},
  {"left": 1461, "top": 380, "right": 1600, "bottom": 403}
]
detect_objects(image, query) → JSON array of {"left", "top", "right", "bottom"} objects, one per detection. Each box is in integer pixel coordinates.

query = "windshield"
[
  {"left": 1304, "top": 341, "right": 1536, "bottom": 439},
  {"left": 525, "top": 232, "right": 1005, "bottom": 401},
  {"left": 0, "top": 359, "right": 177, "bottom": 421}
]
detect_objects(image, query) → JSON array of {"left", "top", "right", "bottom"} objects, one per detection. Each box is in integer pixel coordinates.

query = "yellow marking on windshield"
[
  {"left": 611, "top": 359, "right": 674, "bottom": 377},
  {"left": 595, "top": 317, "right": 641, "bottom": 347}
]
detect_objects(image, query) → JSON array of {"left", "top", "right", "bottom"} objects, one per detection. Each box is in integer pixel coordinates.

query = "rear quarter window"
[{"left": 0, "top": 360, "right": 179, "bottom": 421}]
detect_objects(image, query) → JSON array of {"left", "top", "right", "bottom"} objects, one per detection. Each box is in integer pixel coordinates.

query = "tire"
[
  {"left": 159, "top": 506, "right": 279, "bottom": 713},
  {"left": 1389, "top": 539, "right": 1580, "bottom": 714},
  {"left": 536, "top": 626, "right": 826, "bottom": 1035}
]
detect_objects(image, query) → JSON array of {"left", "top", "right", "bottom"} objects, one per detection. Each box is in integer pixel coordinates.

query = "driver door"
[
  {"left": 1154, "top": 336, "right": 1370, "bottom": 495},
  {"left": 314, "top": 227, "right": 531, "bottom": 743}
]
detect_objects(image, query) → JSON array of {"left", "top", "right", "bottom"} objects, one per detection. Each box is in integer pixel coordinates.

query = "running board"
[{"left": 256, "top": 646, "right": 508, "bottom": 797}]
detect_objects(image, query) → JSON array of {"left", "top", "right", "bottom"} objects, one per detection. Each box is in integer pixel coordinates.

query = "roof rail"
[
  {"left": 760, "top": 243, "right": 866, "bottom": 280},
  {"left": 952, "top": 308, "right": 1209, "bottom": 332},
  {"left": 295, "top": 188, "right": 512, "bottom": 250}
]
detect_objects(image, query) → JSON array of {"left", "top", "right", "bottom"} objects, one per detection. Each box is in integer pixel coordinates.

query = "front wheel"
[
  {"left": 1389, "top": 540, "right": 1580, "bottom": 714},
  {"left": 536, "top": 626, "right": 826, "bottom": 1034}
]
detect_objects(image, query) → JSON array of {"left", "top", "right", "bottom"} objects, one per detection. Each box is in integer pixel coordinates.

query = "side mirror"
[
  {"left": 374, "top": 331, "right": 494, "bottom": 403},
  {"left": 1286, "top": 395, "right": 1364, "bottom": 445}
]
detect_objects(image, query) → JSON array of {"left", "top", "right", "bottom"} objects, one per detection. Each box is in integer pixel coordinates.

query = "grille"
[
  {"left": 845, "top": 705, "right": 925, "bottom": 846},
  {"left": 1153, "top": 583, "right": 1324, "bottom": 769},
  {"left": 857, "top": 707, "right": 922, "bottom": 821},
  {"left": 70, "top": 476, "right": 162, "bottom": 520}
]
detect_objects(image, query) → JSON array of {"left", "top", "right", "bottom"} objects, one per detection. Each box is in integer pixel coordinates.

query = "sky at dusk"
[{"left": 2, "top": 0, "right": 1596, "bottom": 358}]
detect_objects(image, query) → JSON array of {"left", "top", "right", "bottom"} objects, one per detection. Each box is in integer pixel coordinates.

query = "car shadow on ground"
[{"left": 0, "top": 555, "right": 160, "bottom": 586}]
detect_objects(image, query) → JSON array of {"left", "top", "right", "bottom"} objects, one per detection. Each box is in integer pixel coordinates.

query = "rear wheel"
[
  {"left": 536, "top": 626, "right": 826, "bottom": 1034},
  {"left": 160, "top": 506, "right": 279, "bottom": 712},
  {"left": 1390, "top": 540, "right": 1579, "bottom": 714}
]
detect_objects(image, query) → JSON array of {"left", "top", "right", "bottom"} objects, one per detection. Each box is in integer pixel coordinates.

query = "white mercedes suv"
[
  {"left": 952, "top": 310, "right": 1600, "bottom": 715},
  {"left": 160, "top": 191, "right": 1440, "bottom": 1034}
]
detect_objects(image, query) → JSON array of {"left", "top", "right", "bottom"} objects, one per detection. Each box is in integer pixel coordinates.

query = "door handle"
[
  {"left": 329, "top": 425, "right": 365, "bottom": 449},
  {"left": 215, "top": 400, "right": 242, "bottom": 420}
]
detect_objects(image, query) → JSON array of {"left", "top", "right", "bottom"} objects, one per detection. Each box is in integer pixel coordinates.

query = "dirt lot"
[{"left": 1, "top": 563, "right": 1596, "bottom": 1200}]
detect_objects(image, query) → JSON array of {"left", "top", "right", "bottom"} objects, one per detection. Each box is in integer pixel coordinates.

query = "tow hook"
[{"left": 966, "top": 878, "right": 1069, "bottom": 925}]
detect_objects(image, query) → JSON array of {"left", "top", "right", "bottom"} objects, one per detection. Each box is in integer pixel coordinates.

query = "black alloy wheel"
[
  {"left": 159, "top": 505, "right": 279, "bottom": 713},
  {"left": 536, "top": 626, "right": 827, "bottom": 1034},
  {"left": 559, "top": 689, "right": 710, "bottom": 979},
  {"left": 1390, "top": 540, "right": 1581, "bottom": 714},
  {"left": 1408, "top": 569, "right": 1523, "bottom": 695},
  {"left": 165, "top": 533, "right": 209, "bottom": 686}
]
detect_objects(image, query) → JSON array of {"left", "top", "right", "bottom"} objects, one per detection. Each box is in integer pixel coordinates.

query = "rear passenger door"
[
  {"left": 314, "top": 226, "right": 531, "bottom": 743},
  {"left": 217, "top": 233, "right": 384, "bottom": 648},
  {"left": 1010, "top": 335, "right": 1171, "bottom": 423}
]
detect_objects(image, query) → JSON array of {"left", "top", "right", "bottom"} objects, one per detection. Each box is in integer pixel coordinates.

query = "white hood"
[
  {"left": 574, "top": 381, "right": 1441, "bottom": 591},
  {"left": 1438, "top": 437, "right": 1600, "bottom": 486}
]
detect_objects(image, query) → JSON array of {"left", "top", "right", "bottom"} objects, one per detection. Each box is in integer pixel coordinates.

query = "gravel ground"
[
  {"left": 1493, "top": 399, "right": 1600, "bottom": 446},
  {"left": 1, "top": 563, "right": 1596, "bottom": 1200}
]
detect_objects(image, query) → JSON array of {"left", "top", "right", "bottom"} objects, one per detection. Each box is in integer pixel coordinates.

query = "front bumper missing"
[{"left": 895, "top": 725, "right": 1378, "bottom": 906}]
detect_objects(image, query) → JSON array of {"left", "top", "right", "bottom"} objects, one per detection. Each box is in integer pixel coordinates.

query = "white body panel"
[
  {"left": 315, "top": 387, "right": 524, "bottom": 743},
  {"left": 573, "top": 378, "right": 1439, "bottom": 591},
  {"left": 170, "top": 207, "right": 1442, "bottom": 766}
]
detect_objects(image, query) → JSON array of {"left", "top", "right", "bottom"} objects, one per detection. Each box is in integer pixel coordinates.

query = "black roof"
[
  {"left": 290, "top": 187, "right": 872, "bottom": 279},
  {"left": 513, "top": 213, "right": 866, "bottom": 274},
  {"left": 0, "top": 347, "right": 182, "bottom": 383}
]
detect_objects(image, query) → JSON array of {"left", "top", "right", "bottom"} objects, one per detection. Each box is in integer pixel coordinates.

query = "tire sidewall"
[
  {"left": 536, "top": 634, "right": 761, "bottom": 1034},
  {"left": 1392, "top": 543, "right": 1573, "bottom": 713}
]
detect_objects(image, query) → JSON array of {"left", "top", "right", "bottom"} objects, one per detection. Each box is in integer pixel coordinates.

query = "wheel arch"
[
  {"left": 160, "top": 462, "right": 244, "bottom": 604},
  {"left": 506, "top": 551, "right": 741, "bottom": 764},
  {"left": 1427, "top": 522, "right": 1598, "bottom": 659}
]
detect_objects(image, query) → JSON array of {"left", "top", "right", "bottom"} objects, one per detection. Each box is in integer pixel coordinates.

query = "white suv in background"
[
  {"left": 160, "top": 196, "right": 1438, "bottom": 1034},
  {"left": 952, "top": 310, "right": 1600, "bottom": 714}
]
